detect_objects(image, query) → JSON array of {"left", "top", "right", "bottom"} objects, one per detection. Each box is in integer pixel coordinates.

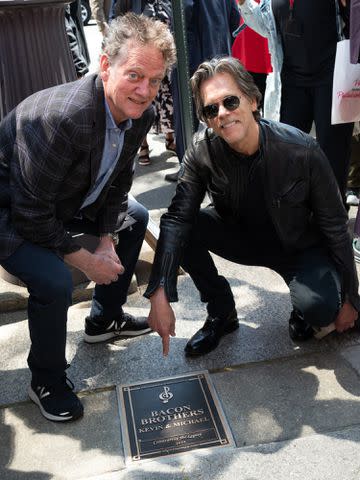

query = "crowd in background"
[{"left": 69, "top": 0, "right": 360, "bottom": 247}]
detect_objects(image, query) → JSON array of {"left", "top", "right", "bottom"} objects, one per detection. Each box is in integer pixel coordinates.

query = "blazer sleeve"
[{"left": 11, "top": 111, "right": 83, "bottom": 255}]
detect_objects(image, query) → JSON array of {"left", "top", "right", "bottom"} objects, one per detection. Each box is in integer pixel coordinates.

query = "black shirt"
[
  {"left": 215, "top": 142, "right": 284, "bottom": 258},
  {"left": 272, "top": 0, "right": 338, "bottom": 86}
]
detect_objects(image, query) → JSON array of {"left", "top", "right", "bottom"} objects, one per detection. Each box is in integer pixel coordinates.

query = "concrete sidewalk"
[{"left": 1, "top": 131, "right": 360, "bottom": 480}]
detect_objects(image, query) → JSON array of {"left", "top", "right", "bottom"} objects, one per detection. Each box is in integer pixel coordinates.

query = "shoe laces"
[
  {"left": 36, "top": 375, "right": 75, "bottom": 399},
  {"left": 52, "top": 375, "right": 75, "bottom": 394},
  {"left": 63, "top": 375, "right": 75, "bottom": 391}
]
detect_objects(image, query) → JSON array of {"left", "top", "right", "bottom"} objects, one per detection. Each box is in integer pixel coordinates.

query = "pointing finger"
[{"left": 162, "top": 335, "right": 170, "bottom": 356}]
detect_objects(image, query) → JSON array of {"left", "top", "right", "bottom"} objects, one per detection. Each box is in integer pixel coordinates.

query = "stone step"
[
  {"left": 0, "top": 273, "right": 139, "bottom": 314},
  {"left": 0, "top": 242, "right": 153, "bottom": 314}
]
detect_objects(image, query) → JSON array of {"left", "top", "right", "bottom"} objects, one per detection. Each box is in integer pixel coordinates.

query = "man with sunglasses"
[{"left": 145, "top": 56, "right": 359, "bottom": 357}]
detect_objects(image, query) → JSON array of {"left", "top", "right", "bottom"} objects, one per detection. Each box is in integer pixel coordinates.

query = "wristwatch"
[{"left": 100, "top": 232, "right": 119, "bottom": 246}]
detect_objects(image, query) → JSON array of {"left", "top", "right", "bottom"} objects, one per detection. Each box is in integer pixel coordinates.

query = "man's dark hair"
[{"left": 191, "top": 56, "right": 262, "bottom": 122}]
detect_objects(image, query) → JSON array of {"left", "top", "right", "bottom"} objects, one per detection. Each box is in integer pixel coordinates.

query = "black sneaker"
[
  {"left": 84, "top": 311, "right": 152, "bottom": 343},
  {"left": 288, "top": 311, "right": 314, "bottom": 341},
  {"left": 28, "top": 376, "right": 83, "bottom": 422}
]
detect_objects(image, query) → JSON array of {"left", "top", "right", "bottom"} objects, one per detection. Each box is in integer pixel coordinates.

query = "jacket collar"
[{"left": 89, "top": 75, "right": 106, "bottom": 186}]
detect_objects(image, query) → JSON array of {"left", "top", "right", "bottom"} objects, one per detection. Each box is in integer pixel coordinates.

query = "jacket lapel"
[{"left": 89, "top": 76, "right": 106, "bottom": 187}]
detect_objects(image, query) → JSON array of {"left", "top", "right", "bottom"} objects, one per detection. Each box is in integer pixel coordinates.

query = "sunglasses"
[{"left": 202, "top": 95, "right": 241, "bottom": 120}]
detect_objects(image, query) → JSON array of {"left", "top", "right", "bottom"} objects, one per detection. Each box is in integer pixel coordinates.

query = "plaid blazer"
[{"left": 0, "top": 74, "right": 154, "bottom": 259}]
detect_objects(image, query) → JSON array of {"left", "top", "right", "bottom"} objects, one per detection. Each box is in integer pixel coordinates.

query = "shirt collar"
[{"left": 104, "top": 99, "right": 132, "bottom": 132}]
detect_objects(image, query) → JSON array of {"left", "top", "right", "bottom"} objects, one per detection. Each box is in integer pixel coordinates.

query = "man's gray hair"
[
  {"left": 191, "top": 56, "right": 262, "bottom": 122},
  {"left": 102, "top": 13, "right": 177, "bottom": 73}
]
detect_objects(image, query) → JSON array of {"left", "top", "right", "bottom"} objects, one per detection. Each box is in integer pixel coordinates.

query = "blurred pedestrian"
[
  {"left": 232, "top": 0, "right": 272, "bottom": 113},
  {"left": 65, "top": 0, "right": 91, "bottom": 77},
  {"left": 138, "top": 0, "right": 176, "bottom": 166},
  {"left": 165, "top": 0, "right": 240, "bottom": 181},
  {"left": 238, "top": 0, "right": 354, "bottom": 200},
  {"left": 90, "top": 0, "right": 112, "bottom": 35}
]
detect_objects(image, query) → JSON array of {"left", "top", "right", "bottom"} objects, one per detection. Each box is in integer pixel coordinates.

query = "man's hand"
[
  {"left": 335, "top": 301, "right": 358, "bottom": 333},
  {"left": 85, "top": 252, "right": 124, "bottom": 284},
  {"left": 95, "top": 235, "right": 123, "bottom": 266},
  {"left": 340, "top": 0, "right": 346, "bottom": 7},
  {"left": 148, "top": 287, "right": 176, "bottom": 356},
  {"left": 64, "top": 236, "right": 124, "bottom": 285}
]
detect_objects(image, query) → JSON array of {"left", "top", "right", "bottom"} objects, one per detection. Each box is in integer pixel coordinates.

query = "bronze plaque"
[{"left": 117, "top": 371, "right": 234, "bottom": 462}]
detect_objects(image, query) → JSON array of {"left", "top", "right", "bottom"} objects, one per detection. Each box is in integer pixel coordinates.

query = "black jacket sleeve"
[{"left": 144, "top": 140, "right": 207, "bottom": 301}]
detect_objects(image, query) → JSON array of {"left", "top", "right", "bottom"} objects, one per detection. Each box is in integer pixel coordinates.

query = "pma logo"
[{"left": 159, "top": 386, "right": 173, "bottom": 404}]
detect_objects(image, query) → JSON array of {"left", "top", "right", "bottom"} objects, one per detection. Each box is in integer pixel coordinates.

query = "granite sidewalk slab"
[{"left": 2, "top": 346, "right": 360, "bottom": 480}]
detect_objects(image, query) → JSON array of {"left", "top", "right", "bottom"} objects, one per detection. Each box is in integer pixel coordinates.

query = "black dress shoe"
[
  {"left": 184, "top": 309, "right": 239, "bottom": 356},
  {"left": 288, "top": 311, "right": 314, "bottom": 341}
]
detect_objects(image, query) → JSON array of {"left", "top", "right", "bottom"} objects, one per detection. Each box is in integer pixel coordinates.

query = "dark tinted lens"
[
  {"left": 223, "top": 95, "right": 240, "bottom": 111},
  {"left": 202, "top": 96, "right": 240, "bottom": 119},
  {"left": 203, "top": 103, "right": 219, "bottom": 119}
]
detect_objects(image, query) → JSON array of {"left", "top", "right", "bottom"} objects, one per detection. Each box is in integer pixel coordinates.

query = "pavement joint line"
[
  {"left": 77, "top": 384, "right": 116, "bottom": 398},
  {"left": 234, "top": 421, "right": 360, "bottom": 451},
  {"left": 208, "top": 344, "right": 359, "bottom": 374},
  {"left": 0, "top": 398, "right": 33, "bottom": 411},
  {"left": 1, "top": 342, "right": 359, "bottom": 411},
  {"left": 1, "top": 343, "right": 359, "bottom": 410},
  {"left": 340, "top": 346, "right": 360, "bottom": 380},
  {"left": 3, "top": 394, "right": 360, "bottom": 454},
  {"left": 0, "top": 385, "right": 116, "bottom": 411}
]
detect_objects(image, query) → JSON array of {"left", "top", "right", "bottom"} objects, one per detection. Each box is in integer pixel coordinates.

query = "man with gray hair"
[
  {"left": 145, "top": 56, "right": 359, "bottom": 357},
  {"left": 0, "top": 13, "right": 176, "bottom": 422}
]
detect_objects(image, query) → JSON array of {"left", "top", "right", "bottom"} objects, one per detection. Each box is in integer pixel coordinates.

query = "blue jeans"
[{"left": 1, "top": 198, "right": 148, "bottom": 384}]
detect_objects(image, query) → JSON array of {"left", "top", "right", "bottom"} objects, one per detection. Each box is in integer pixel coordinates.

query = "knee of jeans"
[
  {"left": 132, "top": 204, "right": 149, "bottom": 235},
  {"left": 301, "top": 296, "right": 338, "bottom": 327},
  {"left": 33, "top": 267, "right": 73, "bottom": 303}
]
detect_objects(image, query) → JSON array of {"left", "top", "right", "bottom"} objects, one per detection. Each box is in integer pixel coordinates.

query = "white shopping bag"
[{"left": 331, "top": 39, "right": 360, "bottom": 125}]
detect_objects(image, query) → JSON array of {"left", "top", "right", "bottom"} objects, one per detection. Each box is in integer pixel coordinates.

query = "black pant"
[
  {"left": 249, "top": 71, "right": 268, "bottom": 112},
  {"left": 181, "top": 208, "right": 341, "bottom": 327},
  {"left": 1, "top": 198, "right": 148, "bottom": 384},
  {"left": 280, "top": 80, "right": 354, "bottom": 198}
]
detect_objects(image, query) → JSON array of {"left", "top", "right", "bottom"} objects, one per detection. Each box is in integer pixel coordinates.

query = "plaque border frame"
[{"left": 116, "top": 370, "right": 235, "bottom": 464}]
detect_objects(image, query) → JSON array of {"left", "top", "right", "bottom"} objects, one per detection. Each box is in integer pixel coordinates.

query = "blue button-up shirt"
[{"left": 81, "top": 100, "right": 132, "bottom": 209}]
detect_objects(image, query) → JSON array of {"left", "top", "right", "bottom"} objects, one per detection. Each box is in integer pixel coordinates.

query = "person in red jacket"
[{"left": 232, "top": 0, "right": 272, "bottom": 112}]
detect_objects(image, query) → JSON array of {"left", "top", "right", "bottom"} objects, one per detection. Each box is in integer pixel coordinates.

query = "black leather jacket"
[{"left": 145, "top": 119, "right": 360, "bottom": 311}]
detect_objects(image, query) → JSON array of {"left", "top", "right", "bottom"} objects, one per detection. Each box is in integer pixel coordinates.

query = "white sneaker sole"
[
  {"left": 313, "top": 322, "right": 336, "bottom": 339},
  {"left": 84, "top": 327, "right": 152, "bottom": 344},
  {"left": 28, "top": 386, "right": 74, "bottom": 422}
]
